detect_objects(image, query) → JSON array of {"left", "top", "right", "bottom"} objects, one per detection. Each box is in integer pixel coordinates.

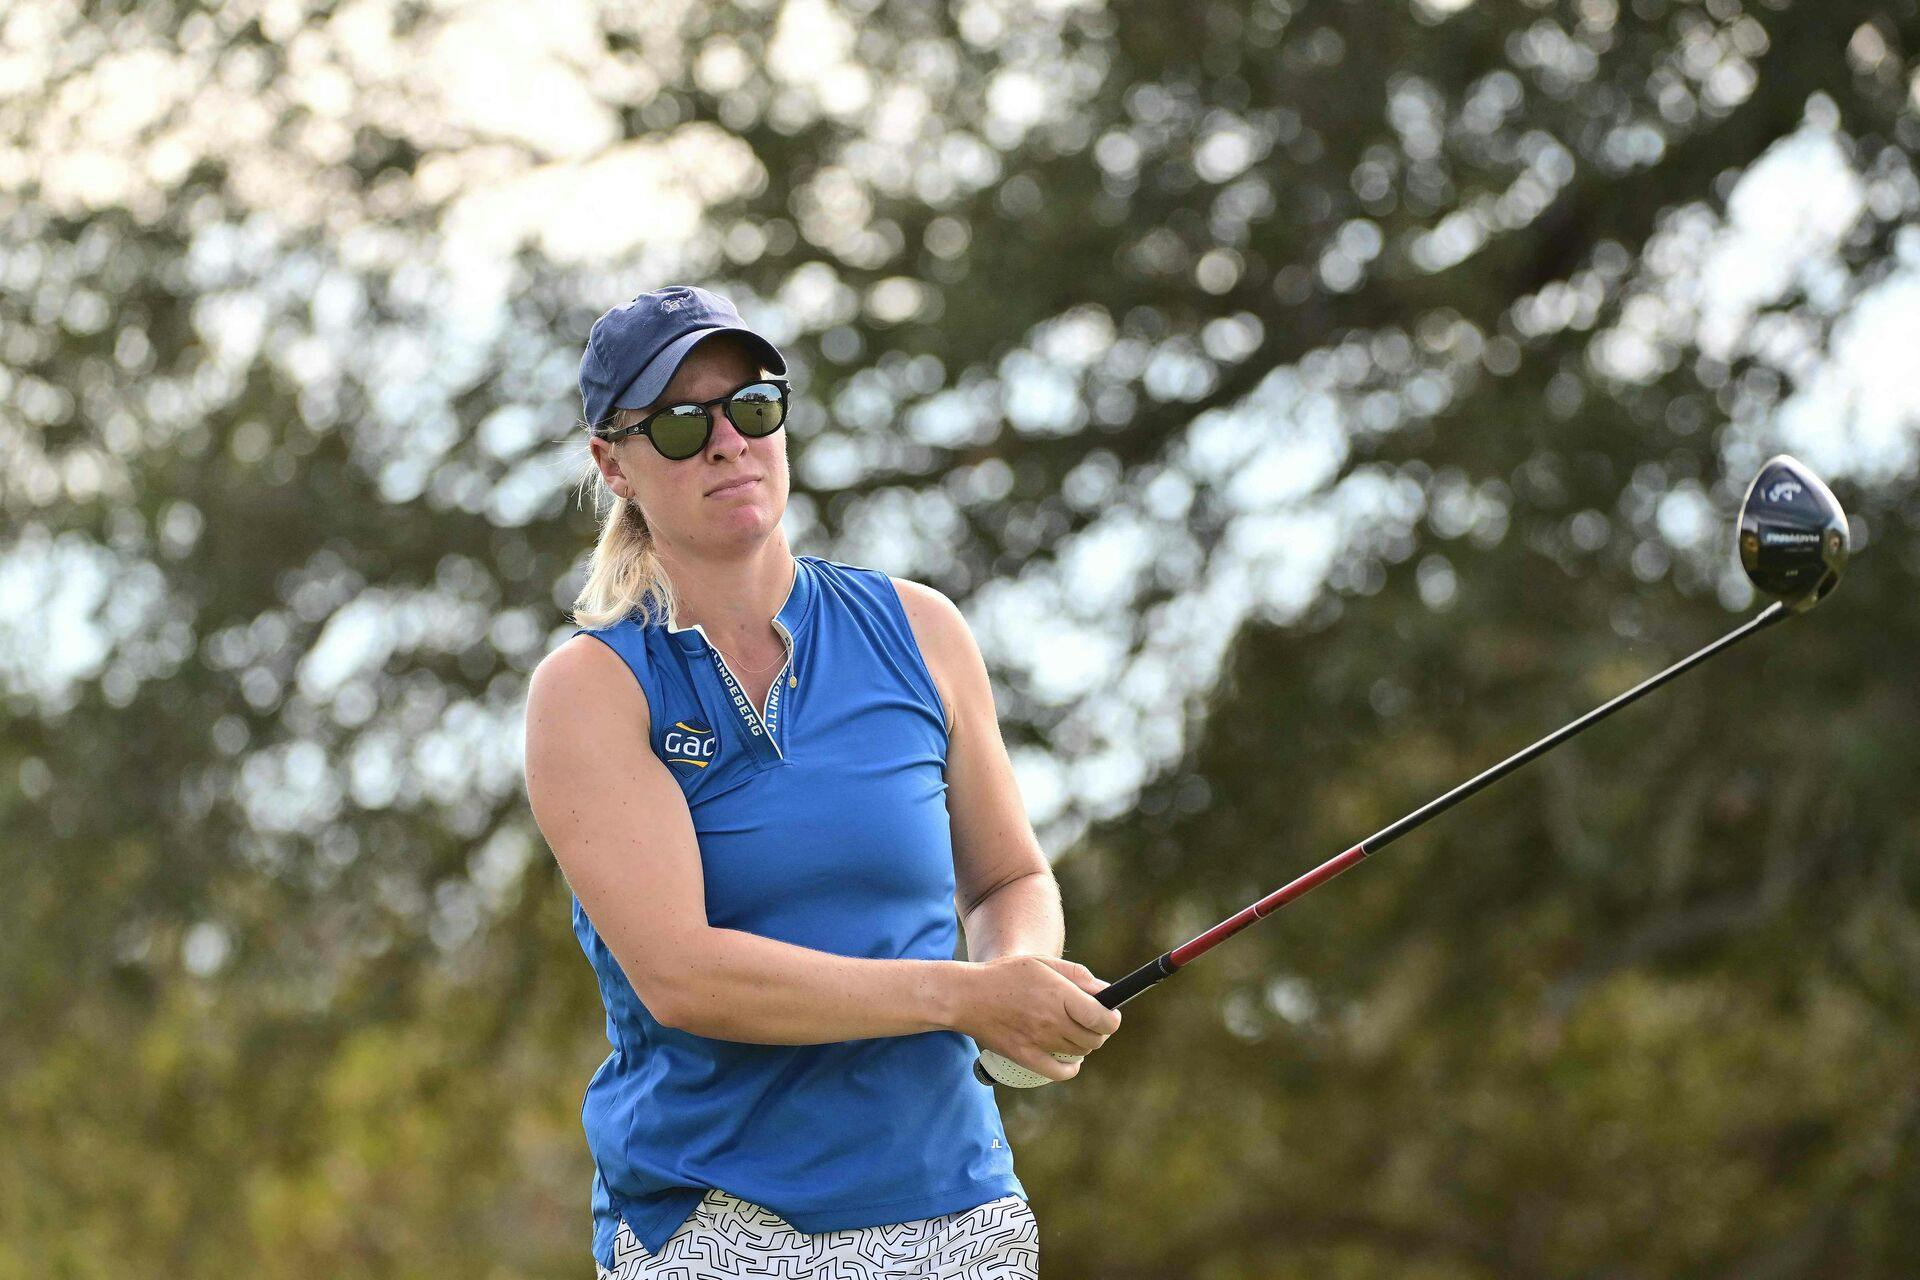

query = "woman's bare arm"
[
  {"left": 889, "top": 577, "right": 1070, "bottom": 965},
  {"left": 525, "top": 634, "right": 976, "bottom": 1043},
  {"left": 527, "top": 633, "right": 1115, "bottom": 1076}
]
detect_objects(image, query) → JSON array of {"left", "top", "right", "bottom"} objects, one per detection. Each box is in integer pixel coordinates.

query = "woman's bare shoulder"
[
  {"left": 888, "top": 575, "right": 963, "bottom": 627},
  {"left": 889, "top": 577, "right": 973, "bottom": 734},
  {"left": 527, "top": 633, "right": 652, "bottom": 737}
]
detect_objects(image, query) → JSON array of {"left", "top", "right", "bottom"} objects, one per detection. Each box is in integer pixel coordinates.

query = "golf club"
[{"left": 977, "top": 454, "right": 1850, "bottom": 1088}]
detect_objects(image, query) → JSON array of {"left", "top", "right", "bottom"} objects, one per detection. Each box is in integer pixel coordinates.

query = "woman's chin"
[{"left": 703, "top": 501, "right": 782, "bottom": 546}]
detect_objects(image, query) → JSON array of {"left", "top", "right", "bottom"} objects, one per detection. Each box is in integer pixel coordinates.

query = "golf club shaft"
[{"left": 1092, "top": 600, "right": 1790, "bottom": 1011}]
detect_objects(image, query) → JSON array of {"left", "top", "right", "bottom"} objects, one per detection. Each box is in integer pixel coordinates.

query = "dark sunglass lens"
[
  {"left": 651, "top": 405, "right": 709, "bottom": 459},
  {"left": 728, "top": 383, "right": 786, "bottom": 436}
]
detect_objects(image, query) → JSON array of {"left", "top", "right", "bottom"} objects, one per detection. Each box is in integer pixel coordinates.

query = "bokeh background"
[{"left": 5, "top": 0, "right": 1920, "bottom": 1275}]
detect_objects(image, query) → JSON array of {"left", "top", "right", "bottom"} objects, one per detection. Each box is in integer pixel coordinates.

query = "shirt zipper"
[{"left": 696, "top": 624, "right": 794, "bottom": 760}]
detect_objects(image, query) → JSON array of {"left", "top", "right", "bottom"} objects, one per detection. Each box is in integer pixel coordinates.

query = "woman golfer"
[{"left": 523, "top": 285, "right": 1121, "bottom": 1278}]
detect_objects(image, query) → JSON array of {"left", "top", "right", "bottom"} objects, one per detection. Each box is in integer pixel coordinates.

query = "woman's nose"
[{"left": 707, "top": 406, "right": 750, "bottom": 455}]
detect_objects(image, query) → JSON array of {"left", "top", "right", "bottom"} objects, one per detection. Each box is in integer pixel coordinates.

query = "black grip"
[
  {"left": 973, "top": 1060, "right": 993, "bottom": 1085},
  {"left": 1096, "top": 953, "right": 1176, "bottom": 1008}
]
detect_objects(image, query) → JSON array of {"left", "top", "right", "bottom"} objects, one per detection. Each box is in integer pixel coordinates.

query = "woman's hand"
[{"left": 952, "top": 955, "right": 1122, "bottom": 1084}]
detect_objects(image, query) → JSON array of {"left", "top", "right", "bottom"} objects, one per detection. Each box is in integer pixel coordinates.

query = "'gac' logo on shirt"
[{"left": 663, "top": 721, "right": 718, "bottom": 769}]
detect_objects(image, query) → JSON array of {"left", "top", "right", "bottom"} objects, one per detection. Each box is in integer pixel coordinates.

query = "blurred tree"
[{"left": 1, "top": 0, "right": 1917, "bottom": 1275}]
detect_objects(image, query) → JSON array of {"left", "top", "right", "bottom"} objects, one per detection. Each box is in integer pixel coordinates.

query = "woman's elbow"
[
  {"left": 642, "top": 984, "right": 688, "bottom": 1031},
  {"left": 649, "top": 961, "right": 756, "bottom": 1040},
  {"left": 652, "top": 985, "right": 733, "bottom": 1038},
  {"left": 619, "top": 947, "right": 707, "bottom": 1033}
]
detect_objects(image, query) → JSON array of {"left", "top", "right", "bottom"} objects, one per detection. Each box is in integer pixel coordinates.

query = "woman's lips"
[{"left": 707, "top": 477, "right": 758, "bottom": 497}]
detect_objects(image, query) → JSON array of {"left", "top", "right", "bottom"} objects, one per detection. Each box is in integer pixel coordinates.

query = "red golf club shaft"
[{"left": 1089, "top": 600, "right": 1789, "bottom": 1011}]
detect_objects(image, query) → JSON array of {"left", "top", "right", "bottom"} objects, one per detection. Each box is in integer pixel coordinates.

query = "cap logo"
[{"left": 581, "top": 285, "right": 784, "bottom": 428}]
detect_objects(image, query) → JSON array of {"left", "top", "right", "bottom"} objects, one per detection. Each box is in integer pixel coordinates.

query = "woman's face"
[{"left": 591, "top": 333, "right": 790, "bottom": 557}]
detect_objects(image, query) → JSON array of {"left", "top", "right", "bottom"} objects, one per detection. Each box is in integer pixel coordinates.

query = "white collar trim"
[{"left": 666, "top": 556, "right": 800, "bottom": 635}]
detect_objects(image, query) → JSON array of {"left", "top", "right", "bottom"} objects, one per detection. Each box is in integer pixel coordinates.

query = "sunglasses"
[{"left": 594, "top": 378, "right": 791, "bottom": 460}]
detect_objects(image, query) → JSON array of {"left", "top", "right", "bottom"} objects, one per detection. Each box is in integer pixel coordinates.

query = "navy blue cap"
[{"left": 579, "top": 285, "right": 787, "bottom": 431}]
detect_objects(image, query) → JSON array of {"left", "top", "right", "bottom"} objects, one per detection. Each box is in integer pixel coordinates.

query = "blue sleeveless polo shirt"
[{"left": 567, "top": 554, "right": 1024, "bottom": 1268}]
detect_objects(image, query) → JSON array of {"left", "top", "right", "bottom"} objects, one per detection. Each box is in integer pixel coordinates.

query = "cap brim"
[{"left": 611, "top": 327, "right": 788, "bottom": 411}]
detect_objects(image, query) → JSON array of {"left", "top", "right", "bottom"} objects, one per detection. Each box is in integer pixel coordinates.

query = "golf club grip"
[
  {"left": 971, "top": 954, "right": 1175, "bottom": 1086},
  {"left": 1097, "top": 953, "right": 1176, "bottom": 1008}
]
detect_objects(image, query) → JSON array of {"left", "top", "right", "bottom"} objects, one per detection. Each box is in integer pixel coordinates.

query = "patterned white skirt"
[{"left": 594, "top": 1188, "right": 1038, "bottom": 1279}]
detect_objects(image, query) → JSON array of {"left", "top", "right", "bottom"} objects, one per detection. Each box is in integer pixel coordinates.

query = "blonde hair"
[{"left": 570, "top": 407, "right": 679, "bottom": 630}]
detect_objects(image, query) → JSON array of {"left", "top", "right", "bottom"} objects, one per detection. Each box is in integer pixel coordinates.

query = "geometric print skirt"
[{"left": 594, "top": 1188, "right": 1039, "bottom": 1280}]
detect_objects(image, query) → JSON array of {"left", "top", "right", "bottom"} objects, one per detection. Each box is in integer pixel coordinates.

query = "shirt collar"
[{"left": 666, "top": 555, "right": 814, "bottom": 650}]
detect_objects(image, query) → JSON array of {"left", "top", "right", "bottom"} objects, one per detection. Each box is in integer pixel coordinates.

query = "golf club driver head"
[{"left": 1738, "top": 455, "right": 1849, "bottom": 614}]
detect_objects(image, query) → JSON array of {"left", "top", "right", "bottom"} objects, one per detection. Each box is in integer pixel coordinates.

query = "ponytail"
[{"left": 571, "top": 440, "right": 678, "bottom": 630}]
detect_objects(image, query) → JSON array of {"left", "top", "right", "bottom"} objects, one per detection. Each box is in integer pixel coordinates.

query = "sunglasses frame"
[{"left": 594, "top": 378, "right": 792, "bottom": 460}]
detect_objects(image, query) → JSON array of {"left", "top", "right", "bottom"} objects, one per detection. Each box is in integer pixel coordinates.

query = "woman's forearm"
[
  {"left": 653, "top": 871, "right": 1066, "bottom": 1044},
  {"left": 959, "top": 869, "right": 1064, "bottom": 963},
  {"left": 659, "top": 927, "right": 973, "bottom": 1044}
]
